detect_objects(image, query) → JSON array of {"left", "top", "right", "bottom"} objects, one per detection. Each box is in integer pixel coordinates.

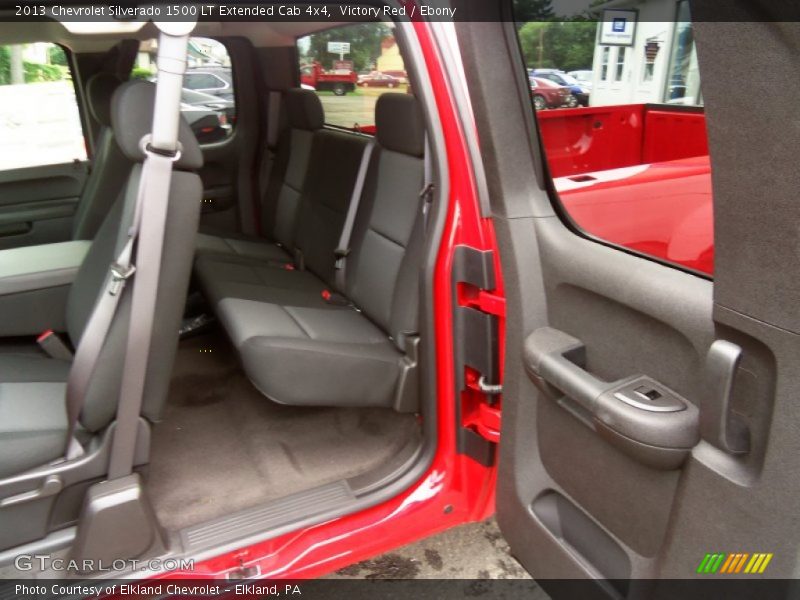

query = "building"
[
  {"left": 376, "top": 36, "right": 405, "bottom": 74},
  {"left": 589, "top": 0, "right": 701, "bottom": 107}
]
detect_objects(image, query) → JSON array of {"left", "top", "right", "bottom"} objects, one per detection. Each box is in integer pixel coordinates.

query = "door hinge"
[
  {"left": 475, "top": 290, "right": 506, "bottom": 318},
  {"left": 452, "top": 246, "right": 505, "bottom": 464}
]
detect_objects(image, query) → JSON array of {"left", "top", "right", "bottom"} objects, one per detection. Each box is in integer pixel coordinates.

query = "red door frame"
[{"left": 154, "top": 22, "right": 501, "bottom": 581}]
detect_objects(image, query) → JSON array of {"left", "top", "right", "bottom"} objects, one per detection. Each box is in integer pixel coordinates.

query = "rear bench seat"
[
  {"left": 195, "top": 123, "right": 368, "bottom": 306},
  {"left": 196, "top": 94, "right": 426, "bottom": 411},
  {"left": 195, "top": 88, "right": 324, "bottom": 262}
]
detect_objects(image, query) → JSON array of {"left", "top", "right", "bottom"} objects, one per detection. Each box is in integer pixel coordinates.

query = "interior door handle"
[
  {"left": 702, "top": 340, "right": 750, "bottom": 454},
  {"left": 0, "top": 222, "right": 32, "bottom": 237},
  {"left": 524, "top": 327, "right": 700, "bottom": 470}
]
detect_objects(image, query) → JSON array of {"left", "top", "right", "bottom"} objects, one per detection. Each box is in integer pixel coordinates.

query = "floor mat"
[{"left": 147, "top": 329, "right": 420, "bottom": 531}]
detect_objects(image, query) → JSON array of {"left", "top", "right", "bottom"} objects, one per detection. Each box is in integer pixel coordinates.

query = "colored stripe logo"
[{"left": 697, "top": 552, "right": 773, "bottom": 574}]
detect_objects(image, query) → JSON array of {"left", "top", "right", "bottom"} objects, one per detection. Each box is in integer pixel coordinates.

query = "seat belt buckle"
[
  {"left": 109, "top": 262, "right": 136, "bottom": 296},
  {"left": 294, "top": 249, "right": 305, "bottom": 271},
  {"left": 37, "top": 329, "right": 74, "bottom": 360},
  {"left": 334, "top": 247, "right": 350, "bottom": 270},
  {"left": 321, "top": 290, "right": 351, "bottom": 306}
]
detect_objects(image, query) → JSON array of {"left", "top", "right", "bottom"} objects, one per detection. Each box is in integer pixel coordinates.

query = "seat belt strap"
[
  {"left": 266, "top": 90, "right": 282, "bottom": 150},
  {"left": 63, "top": 187, "right": 141, "bottom": 459},
  {"left": 334, "top": 139, "right": 375, "bottom": 291},
  {"left": 420, "top": 134, "right": 434, "bottom": 232},
  {"left": 107, "top": 150, "right": 177, "bottom": 479},
  {"left": 106, "top": 28, "right": 191, "bottom": 481}
]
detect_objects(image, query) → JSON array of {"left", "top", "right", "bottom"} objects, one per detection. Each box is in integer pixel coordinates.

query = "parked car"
[
  {"left": 183, "top": 66, "right": 234, "bottom": 101},
  {"left": 378, "top": 69, "right": 408, "bottom": 84},
  {"left": 530, "top": 76, "right": 574, "bottom": 110},
  {"left": 358, "top": 71, "right": 402, "bottom": 88},
  {"left": 531, "top": 68, "right": 588, "bottom": 106},
  {"left": 567, "top": 69, "right": 593, "bottom": 88}
]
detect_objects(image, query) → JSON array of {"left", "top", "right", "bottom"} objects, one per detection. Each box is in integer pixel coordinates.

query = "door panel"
[
  {"left": 455, "top": 2, "right": 799, "bottom": 594},
  {"left": 499, "top": 218, "right": 715, "bottom": 581},
  {"left": 0, "top": 162, "right": 88, "bottom": 250}
]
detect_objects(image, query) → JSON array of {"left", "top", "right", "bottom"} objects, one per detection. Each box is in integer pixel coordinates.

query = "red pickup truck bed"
[{"left": 537, "top": 104, "right": 713, "bottom": 275}]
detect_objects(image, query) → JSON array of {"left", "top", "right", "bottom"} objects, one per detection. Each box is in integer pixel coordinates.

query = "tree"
[
  {"left": 48, "top": 45, "right": 68, "bottom": 67},
  {"left": 514, "top": 0, "right": 555, "bottom": 21},
  {"left": 302, "top": 24, "right": 392, "bottom": 73},
  {"left": 517, "top": 20, "right": 597, "bottom": 71}
]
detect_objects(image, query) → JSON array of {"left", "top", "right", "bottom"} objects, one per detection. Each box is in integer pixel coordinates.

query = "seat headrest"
[
  {"left": 376, "top": 93, "right": 425, "bottom": 157},
  {"left": 285, "top": 88, "right": 324, "bottom": 131},
  {"left": 110, "top": 80, "right": 203, "bottom": 170},
  {"left": 87, "top": 72, "right": 122, "bottom": 128}
]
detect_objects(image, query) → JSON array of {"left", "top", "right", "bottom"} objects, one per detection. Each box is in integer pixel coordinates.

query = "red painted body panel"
[
  {"left": 300, "top": 62, "right": 357, "bottom": 88},
  {"left": 153, "top": 23, "right": 501, "bottom": 581},
  {"left": 556, "top": 156, "right": 714, "bottom": 274},
  {"left": 642, "top": 108, "right": 709, "bottom": 164},
  {"left": 537, "top": 104, "right": 708, "bottom": 178},
  {"left": 537, "top": 104, "right": 646, "bottom": 177}
]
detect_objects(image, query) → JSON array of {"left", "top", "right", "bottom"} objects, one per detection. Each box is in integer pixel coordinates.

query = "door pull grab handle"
[
  {"left": 703, "top": 340, "right": 750, "bottom": 455},
  {"left": 524, "top": 327, "right": 699, "bottom": 470}
]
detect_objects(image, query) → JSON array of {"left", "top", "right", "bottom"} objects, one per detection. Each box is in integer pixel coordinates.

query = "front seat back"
[
  {"left": 66, "top": 80, "right": 203, "bottom": 433},
  {"left": 71, "top": 72, "right": 131, "bottom": 241}
]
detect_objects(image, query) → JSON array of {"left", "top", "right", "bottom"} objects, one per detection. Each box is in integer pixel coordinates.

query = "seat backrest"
[
  {"left": 294, "top": 129, "right": 369, "bottom": 287},
  {"left": 71, "top": 72, "right": 131, "bottom": 240},
  {"left": 261, "top": 89, "right": 324, "bottom": 250},
  {"left": 65, "top": 81, "right": 204, "bottom": 432},
  {"left": 345, "top": 94, "right": 426, "bottom": 348}
]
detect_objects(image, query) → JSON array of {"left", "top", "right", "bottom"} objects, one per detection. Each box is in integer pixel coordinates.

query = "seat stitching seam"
[
  {"left": 367, "top": 225, "right": 406, "bottom": 249},
  {"left": 280, "top": 306, "right": 313, "bottom": 339},
  {"left": 249, "top": 339, "right": 399, "bottom": 363}
]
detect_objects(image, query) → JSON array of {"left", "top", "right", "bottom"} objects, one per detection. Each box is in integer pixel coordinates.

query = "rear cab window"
[
  {"left": 513, "top": 0, "right": 713, "bottom": 276},
  {"left": 0, "top": 43, "right": 87, "bottom": 170},
  {"left": 297, "top": 23, "right": 408, "bottom": 132},
  {"left": 133, "top": 37, "right": 236, "bottom": 144}
]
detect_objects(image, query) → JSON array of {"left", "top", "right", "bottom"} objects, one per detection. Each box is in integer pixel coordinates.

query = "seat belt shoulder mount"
[{"left": 109, "top": 263, "right": 136, "bottom": 296}]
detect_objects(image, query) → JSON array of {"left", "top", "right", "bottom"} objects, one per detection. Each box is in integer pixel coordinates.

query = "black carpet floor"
[{"left": 147, "top": 330, "right": 420, "bottom": 531}]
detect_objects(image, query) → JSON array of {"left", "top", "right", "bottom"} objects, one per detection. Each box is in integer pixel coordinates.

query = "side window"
[
  {"left": 513, "top": 0, "right": 714, "bottom": 276},
  {"left": 133, "top": 37, "right": 236, "bottom": 144},
  {"left": 297, "top": 23, "right": 408, "bottom": 131},
  {"left": 0, "top": 43, "right": 87, "bottom": 170}
]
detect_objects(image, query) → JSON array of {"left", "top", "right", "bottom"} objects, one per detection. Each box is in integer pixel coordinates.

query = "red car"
[
  {"left": 0, "top": 1, "right": 796, "bottom": 594},
  {"left": 358, "top": 71, "right": 402, "bottom": 88},
  {"left": 530, "top": 76, "right": 574, "bottom": 110}
]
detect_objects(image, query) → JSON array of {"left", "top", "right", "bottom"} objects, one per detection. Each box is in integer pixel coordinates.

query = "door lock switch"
[
  {"left": 633, "top": 386, "right": 662, "bottom": 402},
  {"left": 612, "top": 378, "right": 686, "bottom": 413}
]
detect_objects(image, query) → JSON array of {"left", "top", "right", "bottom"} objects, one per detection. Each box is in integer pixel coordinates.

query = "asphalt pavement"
[{"left": 329, "top": 518, "right": 542, "bottom": 581}]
